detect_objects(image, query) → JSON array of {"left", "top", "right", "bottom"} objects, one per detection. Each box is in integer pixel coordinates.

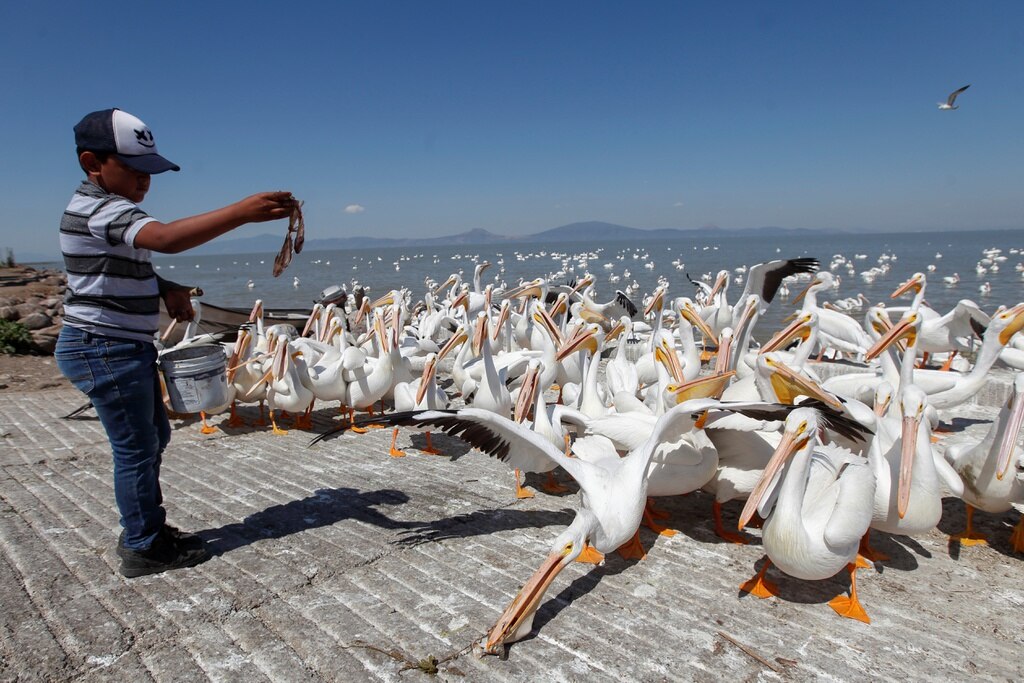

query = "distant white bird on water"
[{"left": 938, "top": 84, "right": 970, "bottom": 110}]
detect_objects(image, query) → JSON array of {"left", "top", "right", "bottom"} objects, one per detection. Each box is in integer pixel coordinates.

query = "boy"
[{"left": 55, "top": 107, "right": 296, "bottom": 577}]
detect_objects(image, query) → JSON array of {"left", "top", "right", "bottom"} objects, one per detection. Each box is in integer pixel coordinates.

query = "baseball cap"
[{"left": 74, "top": 108, "right": 180, "bottom": 174}]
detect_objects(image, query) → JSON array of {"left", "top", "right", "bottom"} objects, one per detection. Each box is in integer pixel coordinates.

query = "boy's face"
[{"left": 81, "top": 152, "right": 151, "bottom": 203}]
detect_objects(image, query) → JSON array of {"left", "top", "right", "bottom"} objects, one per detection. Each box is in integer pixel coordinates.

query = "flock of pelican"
[{"left": 174, "top": 257, "right": 1024, "bottom": 656}]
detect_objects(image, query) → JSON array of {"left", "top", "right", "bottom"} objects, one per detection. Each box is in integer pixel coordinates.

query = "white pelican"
[
  {"left": 576, "top": 281, "right": 637, "bottom": 324},
  {"left": 389, "top": 353, "right": 447, "bottom": 457},
  {"left": 795, "top": 272, "right": 873, "bottom": 359},
  {"left": 466, "top": 313, "right": 512, "bottom": 417},
  {"left": 700, "top": 270, "right": 733, "bottom": 336},
  {"left": 342, "top": 316, "right": 399, "bottom": 433},
  {"left": 604, "top": 316, "right": 641, "bottom": 397},
  {"left": 922, "top": 303, "right": 1024, "bottom": 409},
  {"left": 301, "top": 318, "right": 349, "bottom": 423},
  {"left": 737, "top": 407, "right": 875, "bottom": 622},
  {"left": 859, "top": 384, "right": 963, "bottom": 563},
  {"left": 506, "top": 359, "right": 581, "bottom": 498},
  {"left": 944, "top": 372, "right": 1024, "bottom": 551},
  {"left": 917, "top": 299, "right": 989, "bottom": 369},
  {"left": 263, "top": 335, "right": 315, "bottom": 435},
  {"left": 938, "top": 84, "right": 970, "bottom": 110}
]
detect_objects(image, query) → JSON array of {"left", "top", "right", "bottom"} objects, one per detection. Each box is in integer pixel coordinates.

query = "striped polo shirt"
[{"left": 60, "top": 181, "right": 161, "bottom": 342}]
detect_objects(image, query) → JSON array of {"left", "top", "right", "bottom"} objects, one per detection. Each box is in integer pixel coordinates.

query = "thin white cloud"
[
  {"left": 673, "top": 201, "right": 685, "bottom": 207},
  {"left": 344, "top": 204, "right": 365, "bottom": 214}
]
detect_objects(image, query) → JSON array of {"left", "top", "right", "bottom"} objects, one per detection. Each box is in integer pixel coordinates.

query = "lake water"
[{"left": 37, "top": 229, "right": 1024, "bottom": 334}]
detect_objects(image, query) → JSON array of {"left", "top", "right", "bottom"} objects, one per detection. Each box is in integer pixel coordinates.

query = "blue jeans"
[{"left": 55, "top": 327, "right": 170, "bottom": 550}]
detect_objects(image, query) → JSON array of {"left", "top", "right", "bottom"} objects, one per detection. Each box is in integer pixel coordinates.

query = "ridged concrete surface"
[{"left": 1, "top": 386, "right": 1022, "bottom": 682}]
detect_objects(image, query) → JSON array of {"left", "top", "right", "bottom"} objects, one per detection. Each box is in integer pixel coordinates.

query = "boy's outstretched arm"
[{"left": 134, "top": 192, "right": 296, "bottom": 254}]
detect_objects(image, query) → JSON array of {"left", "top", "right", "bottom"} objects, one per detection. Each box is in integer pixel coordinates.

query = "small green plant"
[
  {"left": 0, "top": 320, "right": 33, "bottom": 354},
  {"left": 2, "top": 248, "right": 14, "bottom": 267}
]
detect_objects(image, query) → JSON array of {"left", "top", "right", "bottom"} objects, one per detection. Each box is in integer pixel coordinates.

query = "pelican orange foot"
[
  {"left": 858, "top": 530, "right": 890, "bottom": 563},
  {"left": 740, "top": 557, "right": 779, "bottom": 599},
  {"left": 616, "top": 531, "right": 647, "bottom": 560},
  {"left": 541, "top": 472, "right": 570, "bottom": 495},
  {"left": 827, "top": 563, "right": 871, "bottom": 623},
  {"left": 1010, "top": 518, "right": 1024, "bottom": 553},
  {"left": 418, "top": 432, "right": 443, "bottom": 455},
  {"left": 713, "top": 501, "right": 751, "bottom": 544},
  {"left": 642, "top": 500, "right": 677, "bottom": 537},
  {"left": 388, "top": 428, "right": 407, "bottom": 457},
  {"left": 514, "top": 470, "right": 535, "bottom": 499},
  {"left": 949, "top": 505, "right": 988, "bottom": 547},
  {"left": 199, "top": 412, "right": 218, "bottom": 435}
]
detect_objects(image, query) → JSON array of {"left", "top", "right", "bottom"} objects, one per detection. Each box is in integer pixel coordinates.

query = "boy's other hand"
[
  {"left": 163, "top": 288, "right": 195, "bottom": 322},
  {"left": 238, "top": 192, "right": 297, "bottom": 223}
]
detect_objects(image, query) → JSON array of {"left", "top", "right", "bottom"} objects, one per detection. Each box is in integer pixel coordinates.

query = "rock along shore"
[{"left": 0, "top": 265, "right": 67, "bottom": 354}]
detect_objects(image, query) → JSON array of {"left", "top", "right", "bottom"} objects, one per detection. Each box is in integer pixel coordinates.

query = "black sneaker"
[
  {"left": 119, "top": 532, "right": 209, "bottom": 578},
  {"left": 118, "top": 524, "right": 205, "bottom": 558}
]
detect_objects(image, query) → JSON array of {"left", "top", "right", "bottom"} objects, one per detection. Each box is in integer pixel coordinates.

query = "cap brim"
[{"left": 115, "top": 153, "right": 180, "bottom": 174}]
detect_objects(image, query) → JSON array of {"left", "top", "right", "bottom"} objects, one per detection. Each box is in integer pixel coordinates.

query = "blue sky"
[{"left": 2, "top": 2, "right": 1022, "bottom": 260}]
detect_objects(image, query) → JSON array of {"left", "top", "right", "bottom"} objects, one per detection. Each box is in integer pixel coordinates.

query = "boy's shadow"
[{"left": 197, "top": 487, "right": 413, "bottom": 557}]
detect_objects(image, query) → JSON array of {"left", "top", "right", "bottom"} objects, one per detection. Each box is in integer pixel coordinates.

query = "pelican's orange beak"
[
  {"left": 505, "top": 279, "right": 543, "bottom": 300},
  {"left": 247, "top": 299, "right": 264, "bottom": 323},
  {"left": 569, "top": 275, "right": 594, "bottom": 296},
  {"left": 679, "top": 302, "right": 718, "bottom": 346},
  {"left": 369, "top": 291, "right": 395, "bottom": 309},
  {"left": 227, "top": 329, "right": 251, "bottom": 382},
  {"left": 353, "top": 297, "right": 372, "bottom": 325},
  {"left": 433, "top": 274, "right": 457, "bottom": 295},
  {"left": 997, "top": 303, "right": 1024, "bottom": 345},
  {"left": 449, "top": 290, "right": 470, "bottom": 313},
  {"left": 891, "top": 274, "right": 923, "bottom": 299},
  {"left": 898, "top": 411, "right": 921, "bottom": 519},
  {"left": 760, "top": 314, "right": 812, "bottom": 354},
  {"left": 482, "top": 546, "right": 572, "bottom": 656},
  {"left": 792, "top": 280, "right": 815, "bottom": 304},
  {"left": 438, "top": 326, "right": 468, "bottom": 361},
  {"left": 654, "top": 337, "right": 685, "bottom": 383},
  {"left": 764, "top": 356, "right": 844, "bottom": 410},
  {"left": 708, "top": 272, "right": 728, "bottom": 302},
  {"left": 865, "top": 313, "right": 918, "bottom": 361},
  {"left": 643, "top": 288, "right": 665, "bottom": 317},
  {"left": 548, "top": 293, "right": 569, "bottom": 318},
  {"left": 472, "top": 314, "right": 489, "bottom": 356},
  {"left": 605, "top": 320, "right": 626, "bottom": 342},
  {"left": 372, "top": 315, "right": 389, "bottom": 352},
  {"left": 556, "top": 325, "right": 599, "bottom": 362},
  {"left": 666, "top": 371, "right": 736, "bottom": 403},
  {"left": 513, "top": 364, "right": 541, "bottom": 424},
  {"left": 713, "top": 332, "right": 734, "bottom": 374},
  {"left": 415, "top": 355, "right": 438, "bottom": 406},
  {"left": 738, "top": 425, "right": 810, "bottom": 529},
  {"left": 996, "top": 382, "right": 1024, "bottom": 480},
  {"left": 533, "top": 306, "right": 564, "bottom": 347},
  {"left": 492, "top": 301, "right": 512, "bottom": 340},
  {"left": 300, "top": 303, "right": 323, "bottom": 338}
]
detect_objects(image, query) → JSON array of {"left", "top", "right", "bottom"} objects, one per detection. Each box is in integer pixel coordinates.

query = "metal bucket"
[{"left": 159, "top": 345, "right": 230, "bottom": 414}]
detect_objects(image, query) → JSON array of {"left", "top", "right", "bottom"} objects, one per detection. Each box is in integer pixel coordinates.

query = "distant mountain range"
[{"left": 189, "top": 221, "right": 832, "bottom": 256}]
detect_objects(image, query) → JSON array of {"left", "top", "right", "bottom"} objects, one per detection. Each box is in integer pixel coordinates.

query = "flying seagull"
[{"left": 938, "top": 84, "right": 970, "bottom": 110}]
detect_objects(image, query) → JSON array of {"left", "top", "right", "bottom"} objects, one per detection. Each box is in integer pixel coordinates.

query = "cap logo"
[{"left": 134, "top": 128, "right": 155, "bottom": 148}]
